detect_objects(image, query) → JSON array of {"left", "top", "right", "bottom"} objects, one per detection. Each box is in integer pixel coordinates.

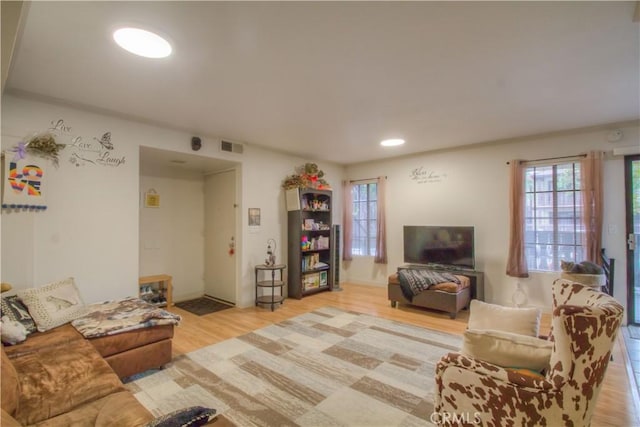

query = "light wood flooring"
[{"left": 168, "top": 283, "right": 640, "bottom": 427}]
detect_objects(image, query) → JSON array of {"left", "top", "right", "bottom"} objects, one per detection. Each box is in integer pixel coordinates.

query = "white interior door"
[{"left": 204, "top": 170, "right": 237, "bottom": 303}]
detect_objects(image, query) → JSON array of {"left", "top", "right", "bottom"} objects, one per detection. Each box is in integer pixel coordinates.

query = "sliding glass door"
[{"left": 627, "top": 155, "right": 640, "bottom": 324}]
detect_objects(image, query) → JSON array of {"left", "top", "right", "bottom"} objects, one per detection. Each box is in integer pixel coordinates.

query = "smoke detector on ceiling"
[{"left": 606, "top": 129, "right": 623, "bottom": 143}]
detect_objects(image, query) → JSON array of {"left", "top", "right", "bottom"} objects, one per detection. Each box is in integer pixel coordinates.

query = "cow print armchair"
[{"left": 434, "top": 279, "right": 623, "bottom": 426}]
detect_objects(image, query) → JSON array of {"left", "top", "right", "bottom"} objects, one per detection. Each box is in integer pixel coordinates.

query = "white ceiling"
[
  {"left": 139, "top": 146, "right": 238, "bottom": 178},
  {"left": 5, "top": 1, "right": 640, "bottom": 165}
]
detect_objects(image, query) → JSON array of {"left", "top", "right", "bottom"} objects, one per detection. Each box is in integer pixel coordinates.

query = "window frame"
[
  {"left": 524, "top": 161, "right": 583, "bottom": 272},
  {"left": 351, "top": 181, "right": 378, "bottom": 257}
]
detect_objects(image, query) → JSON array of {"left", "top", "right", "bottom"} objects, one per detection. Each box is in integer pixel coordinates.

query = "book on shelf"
[
  {"left": 303, "top": 273, "right": 320, "bottom": 290},
  {"left": 320, "top": 271, "right": 328, "bottom": 287},
  {"left": 302, "top": 253, "right": 328, "bottom": 271}
]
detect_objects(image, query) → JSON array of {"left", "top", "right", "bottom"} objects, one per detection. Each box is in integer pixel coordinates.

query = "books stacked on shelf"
[
  {"left": 303, "top": 273, "right": 319, "bottom": 290},
  {"left": 302, "top": 253, "right": 319, "bottom": 271},
  {"left": 302, "top": 270, "right": 328, "bottom": 291},
  {"left": 302, "top": 253, "right": 329, "bottom": 272}
]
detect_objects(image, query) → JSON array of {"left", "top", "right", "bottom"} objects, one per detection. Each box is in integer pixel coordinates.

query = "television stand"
[{"left": 398, "top": 264, "right": 484, "bottom": 301}]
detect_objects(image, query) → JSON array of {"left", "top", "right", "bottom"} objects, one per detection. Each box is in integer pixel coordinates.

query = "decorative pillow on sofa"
[
  {"left": 1, "top": 295, "right": 37, "bottom": 334},
  {"left": 462, "top": 328, "right": 553, "bottom": 372},
  {"left": 17, "top": 277, "right": 88, "bottom": 332},
  {"left": 145, "top": 406, "right": 217, "bottom": 427},
  {"left": 468, "top": 299, "right": 541, "bottom": 337}
]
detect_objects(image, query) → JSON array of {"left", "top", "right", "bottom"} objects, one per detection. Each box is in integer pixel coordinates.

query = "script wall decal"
[
  {"left": 410, "top": 166, "right": 447, "bottom": 184},
  {"left": 49, "top": 119, "right": 126, "bottom": 168}
]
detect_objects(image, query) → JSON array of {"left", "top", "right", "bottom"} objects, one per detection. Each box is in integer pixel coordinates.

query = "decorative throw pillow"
[
  {"left": 462, "top": 328, "right": 553, "bottom": 372},
  {"left": 467, "top": 299, "right": 541, "bottom": 337},
  {"left": 145, "top": 406, "right": 217, "bottom": 427},
  {"left": 17, "top": 277, "right": 88, "bottom": 332},
  {"left": 1, "top": 295, "right": 37, "bottom": 334}
]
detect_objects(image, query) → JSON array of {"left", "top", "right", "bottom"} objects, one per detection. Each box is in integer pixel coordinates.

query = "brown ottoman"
[
  {"left": 89, "top": 324, "right": 174, "bottom": 379},
  {"left": 388, "top": 273, "right": 471, "bottom": 319}
]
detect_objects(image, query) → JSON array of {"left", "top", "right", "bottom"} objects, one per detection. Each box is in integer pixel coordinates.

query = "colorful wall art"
[{"left": 2, "top": 156, "right": 47, "bottom": 210}]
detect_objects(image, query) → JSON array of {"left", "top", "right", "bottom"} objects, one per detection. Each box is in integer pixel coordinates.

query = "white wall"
[
  {"left": 1, "top": 98, "right": 140, "bottom": 302},
  {"left": 345, "top": 124, "right": 637, "bottom": 316},
  {"left": 139, "top": 173, "right": 205, "bottom": 302},
  {"left": 1, "top": 94, "right": 345, "bottom": 306},
  {"left": 4, "top": 93, "right": 629, "bottom": 313},
  {"left": 238, "top": 144, "right": 344, "bottom": 305}
]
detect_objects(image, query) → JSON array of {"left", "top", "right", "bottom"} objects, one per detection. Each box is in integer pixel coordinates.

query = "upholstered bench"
[
  {"left": 89, "top": 324, "right": 174, "bottom": 379},
  {"left": 70, "top": 297, "right": 180, "bottom": 379},
  {"left": 388, "top": 273, "right": 471, "bottom": 319}
]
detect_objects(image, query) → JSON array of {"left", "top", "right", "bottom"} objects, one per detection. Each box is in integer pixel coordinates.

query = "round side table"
[{"left": 255, "top": 264, "right": 286, "bottom": 311}]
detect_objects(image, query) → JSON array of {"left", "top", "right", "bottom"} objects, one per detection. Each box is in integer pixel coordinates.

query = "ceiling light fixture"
[
  {"left": 113, "top": 27, "right": 172, "bottom": 58},
  {"left": 380, "top": 139, "right": 405, "bottom": 147}
]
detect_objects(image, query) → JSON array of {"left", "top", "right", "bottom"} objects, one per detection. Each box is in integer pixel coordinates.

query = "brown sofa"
[
  {"left": 1, "top": 325, "right": 155, "bottom": 426},
  {"left": 2, "top": 324, "right": 173, "bottom": 427},
  {"left": 1, "top": 322, "right": 238, "bottom": 427}
]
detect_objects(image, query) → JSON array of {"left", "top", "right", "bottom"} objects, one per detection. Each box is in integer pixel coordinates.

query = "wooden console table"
[{"left": 138, "top": 274, "right": 173, "bottom": 307}]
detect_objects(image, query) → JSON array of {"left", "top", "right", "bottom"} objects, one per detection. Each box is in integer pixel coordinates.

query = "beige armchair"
[{"left": 434, "top": 279, "right": 623, "bottom": 426}]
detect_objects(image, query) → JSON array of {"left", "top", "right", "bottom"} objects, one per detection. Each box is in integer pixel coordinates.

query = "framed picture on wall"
[{"left": 248, "top": 208, "right": 261, "bottom": 226}]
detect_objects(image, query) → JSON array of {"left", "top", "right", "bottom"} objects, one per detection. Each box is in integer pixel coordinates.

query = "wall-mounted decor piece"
[
  {"left": 2, "top": 155, "right": 48, "bottom": 210},
  {"left": 8, "top": 133, "right": 66, "bottom": 166},
  {"left": 1, "top": 131, "right": 67, "bottom": 211},
  {"left": 47, "top": 118, "right": 126, "bottom": 168},
  {"left": 409, "top": 166, "right": 447, "bottom": 184},
  {"left": 144, "top": 189, "right": 160, "bottom": 208},
  {"left": 282, "top": 163, "right": 331, "bottom": 190},
  {"left": 248, "top": 208, "right": 261, "bottom": 226}
]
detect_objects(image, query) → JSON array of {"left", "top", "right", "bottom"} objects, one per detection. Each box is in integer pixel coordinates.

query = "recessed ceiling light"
[
  {"left": 380, "top": 139, "right": 405, "bottom": 147},
  {"left": 113, "top": 27, "right": 172, "bottom": 58}
]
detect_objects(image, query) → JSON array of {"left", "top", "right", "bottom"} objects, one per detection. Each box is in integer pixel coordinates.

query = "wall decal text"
[
  {"left": 410, "top": 166, "right": 447, "bottom": 184},
  {"left": 48, "top": 119, "right": 126, "bottom": 168}
]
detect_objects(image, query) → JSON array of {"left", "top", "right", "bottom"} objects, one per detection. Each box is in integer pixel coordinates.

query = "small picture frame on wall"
[
  {"left": 144, "top": 189, "right": 160, "bottom": 208},
  {"left": 248, "top": 208, "right": 261, "bottom": 226}
]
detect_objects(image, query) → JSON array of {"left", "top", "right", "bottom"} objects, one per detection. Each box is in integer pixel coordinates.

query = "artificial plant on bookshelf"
[{"left": 283, "top": 163, "right": 333, "bottom": 299}]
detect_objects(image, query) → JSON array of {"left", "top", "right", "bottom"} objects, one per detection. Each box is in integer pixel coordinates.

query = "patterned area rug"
[
  {"left": 628, "top": 325, "right": 640, "bottom": 340},
  {"left": 126, "top": 307, "right": 462, "bottom": 426},
  {"left": 175, "top": 297, "right": 233, "bottom": 316}
]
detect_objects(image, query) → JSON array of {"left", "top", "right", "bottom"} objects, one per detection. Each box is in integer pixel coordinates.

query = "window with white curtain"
[
  {"left": 351, "top": 182, "right": 377, "bottom": 256},
  {"left": 524, "top": 161, "right": 584, "bottom": 271}
]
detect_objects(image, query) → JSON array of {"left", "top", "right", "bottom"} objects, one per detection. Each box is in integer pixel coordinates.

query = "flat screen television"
[{"left": 403, "top": 226, "right": 475, "bottom": 269}]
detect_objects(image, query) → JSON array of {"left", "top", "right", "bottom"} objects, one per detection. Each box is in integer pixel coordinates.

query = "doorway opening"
[{"left": 139, "top": 146, "right": 240, "bottom": 305}]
